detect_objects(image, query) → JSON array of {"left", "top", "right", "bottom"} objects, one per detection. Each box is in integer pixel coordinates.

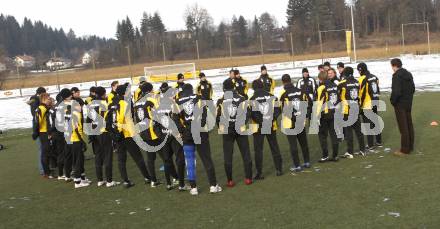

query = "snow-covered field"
[{"left": 1, "top": 54, "right": 439, "bottom": 131}]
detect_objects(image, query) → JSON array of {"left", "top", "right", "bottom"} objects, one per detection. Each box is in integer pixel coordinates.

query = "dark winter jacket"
[
  {"left": 249, "top": 89, "right": 280, "bottom": 133},
  {"left": 28, "top": 95, "right": 40, "bottom": 116},
  {"left": 390, "top": 68, "right": 415, "bottom": 110},
  {"left": 216, "top": 90, "right": 250, "bottom": 134},
  {"left": 175, "top": 88, "right": 204, "bottom": 144}
]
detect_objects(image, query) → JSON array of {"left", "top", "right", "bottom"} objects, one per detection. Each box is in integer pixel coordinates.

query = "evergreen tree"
[
  {"left": 251, "top": 16, "right": 261, "bottom": 43},
  {"left": 236, "top": 16, "right": 249, "bottom": 47},
  {"left": 214, "top": 22, "right": 227, "bottom": 49},
  {"left": 151, "top": 12, "right": 166, "bottom": 38}
]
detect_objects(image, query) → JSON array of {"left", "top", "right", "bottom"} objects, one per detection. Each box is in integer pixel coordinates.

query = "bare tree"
[{"left": 184, "top": 3, "right": 213, "bottom": 39}]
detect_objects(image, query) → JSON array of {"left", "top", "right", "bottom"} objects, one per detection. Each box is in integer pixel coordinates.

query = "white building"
[
  {"left": 82, "top": 51, "right": 98, "bottom": 65},
  {"left": 168, "top": 30, "right": 192, "bottom": 40},
  {"left": 82, "top": 52, "right": 92, "bottom": 65},
  {"left": 15, "top": 55, "right": 35, "bottom": 68},
  {"left": 46, "top": 58, "right": 72, "bottom": 71},
  {"left": 0, "top": 62, "right": 6, "bottom": 72}
]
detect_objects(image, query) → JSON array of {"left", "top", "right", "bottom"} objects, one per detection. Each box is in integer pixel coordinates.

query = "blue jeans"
[
  {"left": 36, "top": 137, "right": 43, "bottom": 175},
  {"left": 183, "top": 144, "right": 196, "bottom": 183}
]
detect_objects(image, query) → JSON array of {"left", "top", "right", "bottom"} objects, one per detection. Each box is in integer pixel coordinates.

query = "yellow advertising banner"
[{"left": 346, "top": 30, "right": 352, "bottom": 55}]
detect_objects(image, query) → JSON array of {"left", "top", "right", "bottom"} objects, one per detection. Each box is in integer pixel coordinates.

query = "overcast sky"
[{"left": 1, "top": 0, "right": 289, "bottom": 39}]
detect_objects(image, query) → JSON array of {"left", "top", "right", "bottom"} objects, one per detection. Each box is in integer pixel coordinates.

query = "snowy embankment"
[{"left": 1, "top": 54, "right": 439, "bottom": 131}]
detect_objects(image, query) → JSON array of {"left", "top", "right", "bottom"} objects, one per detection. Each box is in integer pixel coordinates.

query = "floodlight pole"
[
  {"left": 350, "top": 3, "right": 357, "bottom": 63},
  {"left": 195, "top": 39, "right": 200, "bottom": 60},
  {"left": 401, "top": 24, "right": 405, "bottom": 53},
  {"left": 125, "top": 45, "right": 132, "bottom": 78},
  {"left": 290, "top": 32, "right": 295, "bottom": 67},
  {"left": 56, "top": 66, "right": 60, "bottom": 92},
  {"left": 228, "top": 35, "right": 232, "bottom": 61},
  {"left": 161, "top": 42, "right": 166, "bottom": 64},
  {"left": 426, "top": 22, "right": 431, "bottom": 55},
  {"left": 319, "top": 31, "right": 323, "bottom": 63},
  {"left": 260, "top": 34, "right": 265, "bottom": 64},
  {"left": 92, "top": 56, "right": 97, "bottom": 86}
]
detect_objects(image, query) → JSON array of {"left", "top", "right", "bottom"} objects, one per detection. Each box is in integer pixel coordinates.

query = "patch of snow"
[{"left": 2, "top": 54, "right": 440, "bottom": 130}]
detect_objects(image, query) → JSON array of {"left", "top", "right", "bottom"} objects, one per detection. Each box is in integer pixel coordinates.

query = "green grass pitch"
[{"left": 0, "top": 92, "right": 439, "bottom": 228}]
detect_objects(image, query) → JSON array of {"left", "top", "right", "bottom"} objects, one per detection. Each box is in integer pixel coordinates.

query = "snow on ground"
[{"left": 1, "top": 54, "right": 439, "bottom": 131}]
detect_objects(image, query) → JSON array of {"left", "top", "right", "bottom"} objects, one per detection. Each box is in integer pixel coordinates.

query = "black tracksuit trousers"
[
  {"left": 318, "top": 117, "right": 339, "bottom": 158},
  {"left": 53, "top": 136, "right": 66, "bottom": 176},
  {"left": 344, "top": 115, "right": 365, "bottom": 154},
  {"left": 96, "top": 132, "right": 114, "bottom": 182},
  {"left": 362, "top": 107, "right": 383, "bottom": 147},
  {"left": 286, "top": 129, "right": 310, "bottom": 167},
  {"left": 223, "top": 132, "right": 253, "bottom": 181},
  {"left": 117, "top": 137, "right": 150, "bottom": 183},
  {"left": 253, "top": 131, "right": 283, "bottom": 175},
  {"left": 160, "top": 136, "right": 185, "bottom": 186},
  {"left": 145, "top": 149, "right": 165, "bottom": 183},
  {"left": 71, "top": 142, "right": 85, "bottom": 182},
  {"left": 38, "top": 133, "right": 51, "bottom": 176},
  {"left": 63, "top": 142, "right": 73, "bottom": 178},
  {"left": 394, "top": 107, "right": 415, "bottom": 154},
  {"left": 195, "top": 132, "right": 218, "bottom": 186}
]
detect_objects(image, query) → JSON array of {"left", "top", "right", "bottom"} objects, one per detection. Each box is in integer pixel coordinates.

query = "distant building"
[
  {"left": 272, "top": 28, "right": 287, "bottom": 43},
  {"left": 168, "top": 30, "right": 192, "bottom": 40},
  {"left": 15, "top": 55, "right": 35, "bottom": 68},
  {"left": 0, "top": 62, "right": 6, "bottom": 72},
  {"left": 82, "top": 52, "right": 92, "bottom": 65},
  {"left": 81, "top": 50, "right": 99, "bottom": 65},
  {"left": 46, "top": 57, "right": 72, "bottom": 71}
]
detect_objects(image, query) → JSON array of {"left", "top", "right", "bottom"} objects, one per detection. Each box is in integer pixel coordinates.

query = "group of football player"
[{"left": 29, "top": 61, "right": 383, "bottom": 195}]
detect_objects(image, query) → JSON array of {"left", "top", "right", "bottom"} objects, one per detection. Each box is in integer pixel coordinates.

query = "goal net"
[{"left": 143, "top": 63, "right": 197, "bottom": 83}]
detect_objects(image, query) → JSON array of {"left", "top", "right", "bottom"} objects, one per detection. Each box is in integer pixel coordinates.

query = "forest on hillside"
[{"left": 0, "top": 0, "right": 439, "bottom": 69}]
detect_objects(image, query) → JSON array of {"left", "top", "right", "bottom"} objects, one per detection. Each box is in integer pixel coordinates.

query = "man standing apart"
[{"left": 390, "top": 58, "right": 415, "bottom": 156}]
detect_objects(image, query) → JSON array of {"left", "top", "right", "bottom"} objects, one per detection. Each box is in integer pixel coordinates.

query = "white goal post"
[
  {"left": 401, "top": 22, "right": 431, "bottom": 55},
  {"left": 144, "top": 63, "right": 197, "bottom": 83},
  {"left": 318, "top": 29, "right": 351, "bottom": 63}
]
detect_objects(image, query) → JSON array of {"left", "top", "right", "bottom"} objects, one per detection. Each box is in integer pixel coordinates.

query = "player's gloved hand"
[
  {"left": 114, "top": 132, "right": 124, "bottom": 143},
  {"left": 88, "top": 135, "right": 97, "bottom": 144},
  {"left": 32, "top": 132, "right": 39, "bottom": 140},
  {"left": 81, "top": 141, "right": 88, "bottom": 153}
]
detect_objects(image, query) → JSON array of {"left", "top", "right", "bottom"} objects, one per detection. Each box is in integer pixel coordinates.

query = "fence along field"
[
  {"left": 0, "top": 41, "right": 439, "bottom": 92},
  {"left": 0, "top": 56, "right": 352, "bottom": 100}
]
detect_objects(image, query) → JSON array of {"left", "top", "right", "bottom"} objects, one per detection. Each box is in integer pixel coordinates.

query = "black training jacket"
[{"left": 390, "top": 68, "right": 415, "bottom": 110}]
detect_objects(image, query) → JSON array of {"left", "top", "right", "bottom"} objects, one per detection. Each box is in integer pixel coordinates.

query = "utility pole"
[
  {"left": 195, "top": 40, "right": 200, "bottom": 60},
  {"left": 162, "top": 42, "right": 166, "bottom": 64},
  {"left": 289, "top": 32, "right": 295, "bottom": 66},
  {"left": 260, "top": 34, "right": 265, "bottom": 64},
  {"left": 126, "top": 45, "right": 132, "bottom": 78},
  {"left": 427, "top": 22, "right": 431, "bottom": 54},
  {"left": 350, "top": 2, "right": 357, "bottom": 63},
  {"left": 92, "top": 56, "right": 97, "bottom": 86},
  {"left": 228, "top": 35, "right": 232, "bottom": 61},
  {"left": 401, "top": 24, "right": 405, "bottom": 53},
  {"left": 319, "top": 31, "right": 323, "bottom": 63},
  {"left": 56, "top": 66, "right": 60, "bottom": 92}
]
